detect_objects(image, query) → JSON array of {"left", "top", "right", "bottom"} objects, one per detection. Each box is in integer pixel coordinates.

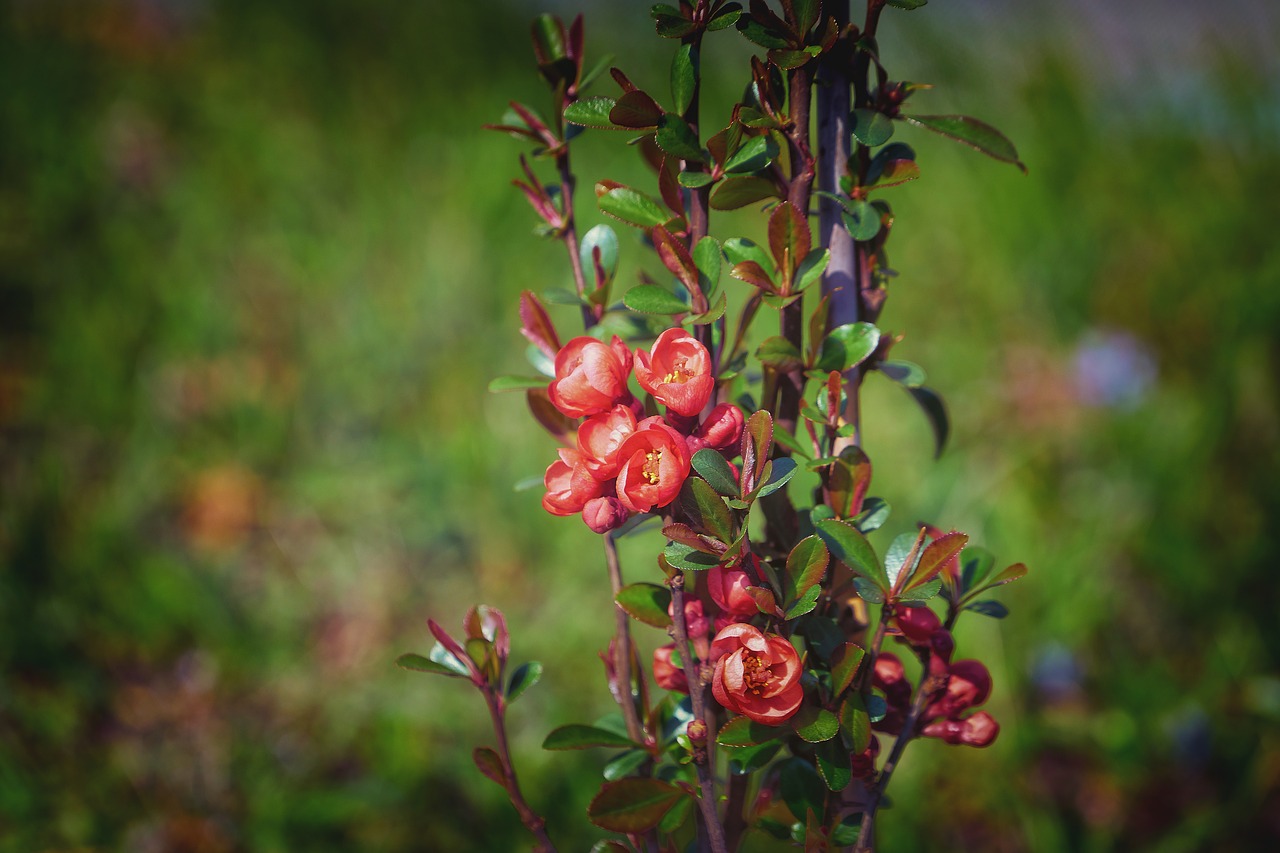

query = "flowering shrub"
[{"left": 402, "top": 2, "right": 1029, "bottom": 850}]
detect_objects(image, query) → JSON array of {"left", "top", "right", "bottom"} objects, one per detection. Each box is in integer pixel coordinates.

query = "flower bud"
[
  {"left": 695, "top": 403, "right": 745, "bottom": 450},
  {"left": 581, "top": 496, "right": 629, "bottom": 534},
  {"left": 922, "top": 711, "right": 999, "bottom": 747},
  {"left": 653, "top": 644, "right": 689, "bottom": 693}
]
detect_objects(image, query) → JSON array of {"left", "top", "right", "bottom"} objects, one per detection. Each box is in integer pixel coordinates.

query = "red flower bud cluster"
[
  {"left": 873, "top": 606, "right": 1000, "bottom": 748},
  {"left": 541, "top": 332, "right": 742, "bottom": 533}
]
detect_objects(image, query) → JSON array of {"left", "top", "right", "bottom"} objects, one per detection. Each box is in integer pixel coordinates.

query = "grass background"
[{"left": 1, "top": 0, "right": 1278, "bottom": 849}]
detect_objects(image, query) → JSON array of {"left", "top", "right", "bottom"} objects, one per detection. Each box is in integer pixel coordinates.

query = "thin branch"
[
  {"left": 556, "top": 150, "right": 597, "bottom": 329},
  {"left": 604, "top": 533, "right": 647, "bottom": 745},
  {"left": 669, "top": 575, "right": 729, "bottom": 853},
  {"left": 485, "top": 691, "right": 557, "bottom": 852}
]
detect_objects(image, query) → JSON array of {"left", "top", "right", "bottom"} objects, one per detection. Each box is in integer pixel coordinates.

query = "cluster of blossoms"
[{"left": 541, "top": 329, "right": 744, "bottom": 533}]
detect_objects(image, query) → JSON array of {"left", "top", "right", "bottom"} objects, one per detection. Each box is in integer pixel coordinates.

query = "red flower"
[
  {"left": 890, "top": 604, "right": 943, "bottom": 646},
  {"left": 689, "top": 403, "right": 745, "bottom": 453},
  {"left": 634, "top": 329, "right": 714, "bottom": 417},
  {"left": 707, "top": 560, "right": 759, "bottom": 619},
  {"left": 653, "top": 644, "right": 688, "bottom": 693},
  {"left": 614, "top": 417, "right": 692, "bottom": 513},
  {"left": 872, "top": 652, "right": 912, "bottom": 735},
  {"left": 542, "top": 448, "right": 603, "bottom": 516},
  {"left": 709, "top": 623, "right": 804, "bottom": 725},
  {"left": 924, "top": 658, "right": 992, "bottom": 721},
  {"left": 576, "top": 405, "right": 638, "bottom": 480},
  {"left": 548, "top": 336, "right": 633, "bottom": 419},
  {"left": 581, "top": 496, "right": 629, "bottom": 534},
  {"left": 922, "top": 711, "right": 999, "bottom": 747}
]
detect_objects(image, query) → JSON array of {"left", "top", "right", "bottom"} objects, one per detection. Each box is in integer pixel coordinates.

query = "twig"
[
  {"left": 485, "top": 690, "right": 558, "bottom": 852},
  {"left": 604, "top": 533, "right": 646, "bottom": 744}
]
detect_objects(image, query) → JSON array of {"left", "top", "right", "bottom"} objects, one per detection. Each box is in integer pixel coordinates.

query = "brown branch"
[
  {"left": 556, "top": 150, "right": 597, "bottom": 329},
  {"left": 485, "top": 690, "right": 557, "bottom": 852},
  {"left": 604, "top": 533, "right": 646, "bottom": 745}
]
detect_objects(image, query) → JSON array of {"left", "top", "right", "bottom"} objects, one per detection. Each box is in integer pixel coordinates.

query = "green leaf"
[
  {"left": 663, "top": 541, "right": 721, "bottom": 571},
  {"left": 852, "top": 109, "right": 895, "bottom": 147},
  {"left": 564, "top": 97, "right": 619, "bottom": 128},
  {"left": 755, "top": 456, "right": 797, "bottom": 498},
  {"left": 909, "top": 385, "right": 949, "bottom": 458},
  {"left": 723, "top": 236, "right": 772, "bottom": 268},
  {"left": 396, "top": 652, "right": 465, "bottom": 678},
  {"left": 580, "top": 224, "right": 620, "bottom": 284},
  {"left": 756, "top": 337, "right": 803, "bottom": 371},
  {"left": 980, "top": 562, "right": 1028, "bottom": 591},
  {"left": 901, "top": 113, "right": 1026, "bottom": 172},
  {"left": 853, "top": 496, "right": 891, "bottom": 532},
  {"left": 693, "top": 236, "right": 722, "bottom": 297},
  {"left": 655, "top": 114, "right": 705, "bottom": 162},
  {"left": 779, "top": 757, "right": 826, "bottom": 823},
  {"left": 829, "top": 643, "right": 866, "bottom": 698},
  {"left": 603, "top": 749, "right": 651, "bottom": 781},
  {"left": 707, "top": 4, "right": 743, "bottom": 30},
  {"left": 587, "top": 778, "right": 687, "bottom": 833},
  {"left": 726, "top": 740, "right": 783, "bottom": 775},
  {"left": 692, "top": 448, "right": 740, "bottom": 497},
  {"left": 473, "top": 746, "right": 507, "bottom": 788},
  {"left": 784, "top": 535, "right": 829, "bottom": 602},
  {"left": 507, "top": 661, "right": 543, "bottom": 702},
  {"left": 884, "top": 531, "right": 921, "bottom": 588},
  {"left": 816, "top": 739, "right": 853, "bottom": 792},
  {"left": 710, "top": 176, "right": 778, "bottom": 210},
  {"left": 610, "top": 90, "right": 664, "bottom": 129},
  {"left": 737, "top": 16, "right": 791, "bottom": 50},
  {"left": 742, "top": 410, "right": 774, "bottom": 494},
  {"left": 723, "top": 135, "right": 779, "bottom": 173},
  {"left": 772, "top": 425, "right": 811, "bottom": 458},
  {"left": 598, "top": 187, "right": 670, "bottom": 227},
  {"left": 488, "top": 375, "right": 549, "bottom": 393},
  {"left": 840, "top": 693, "right": 872, "bottom": 753},
  {"left": 816, "top": 519, "right": 888, "bottom": 590},
  {"left": 852, "top": 576, "right": 884, "bottom": 603},
  {"left": 677, "top": 170, "right": 715, "bottom": 188},
  {"left": 830, "top": 814, "right": 862, "bottom": 845},
  {"left": 880, "top": 359, "right": 926, "bottom": 387},
  {"left": 428, "top": 642, "right": 473, "bottom": 677},
  {"left": 868, "top": 158, "right": 920, "bottom": 190},
  {"left": 897, "top": 577, "right": 942, "bottom": 601},
  {"left": 616, "top": 583, "right": 673, "bottom": 628},
  {"left": 682, "top": 291, "right": 728, "bottom": 327},
  {"left": 961, "top": 547, "right": 996, "bottom": 591},
  {"left": 681, "top": 477, "right": 735, "bottom": 542},
  {"left": 816, "top": 323, "right": 881, "bottom": 373},
  {"left": 768, "top": 201, "right": 810, "bottom": 282},
  {"left": 658, "top": 795, "right": 693, "bottom": 834},
  {"left": 842, "top": 200, "right": 883, "bottom": 241},
  {"left": 624, "top": 284, "right": 689, "bottom": 315},
  {"left": 543, "top": 724, "right": 639, "bottom": 750},
  {"left": 783, "top": 584, "right": 821, "bottom": 619},
  {"left": 531, "top": 14, "right": 567, "bottom": 62},
  {"left": 717, "top": 715, "right": 787, "bottom": 747},
  {"left": 670, "top": 44, "right": 698, "bottom": 115},
  {"left": 792, "top": 706, "right": 839, "bottom": 743},
  {"left": 965, "top": 599, "right": 1010, "bottom": 619},
  {"left": 795, "top": 248, "right": 829, "bottom": 291},
  {"left": 907, "top": 531, "right": 968, "bottom": 591},
  {"left": 768, "top": 49, "right": 816, "bottom": 70}
]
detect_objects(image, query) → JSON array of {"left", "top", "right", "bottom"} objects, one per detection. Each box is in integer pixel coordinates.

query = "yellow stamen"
[{"left": 642, "top": 449, "right": 662, "bottom": 485}]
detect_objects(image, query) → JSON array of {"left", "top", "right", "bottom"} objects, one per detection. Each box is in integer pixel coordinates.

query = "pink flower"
[
  {"left": 634, "top": 329, "right": 714, "bottom": 417},
  {"left": 707, "top": 560, "right": 759, "bottom": 619},
  {"left": 652, "top": 644, "right": 688, "bottom": 693},
  {"left": 548, "top": 336, "right": 633, "bottom": 419},
  {"left": 709, "top": 623, "right": 804, "bottom": 725},
  {"left": 581, "top": 496, "right": 629, "bottom": 534},
  {"left": 614, "top": 417, "right": 692, "bottom": 513},
  {"left": 541, "top": 448, "right": 603, "bottom": 516},
  {"left": 576, "top": 405, "right": 638, "bottom": 480},
  {"left": 922, "top": 711, "right": 999, "bottom": 747}
]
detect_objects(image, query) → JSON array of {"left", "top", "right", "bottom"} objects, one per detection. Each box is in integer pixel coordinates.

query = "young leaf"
[
  {"left": 784, "top": 535, "right": 829, "bottom": 602},
  {"left": 663, "top": 541, "right": 721, "bottom": 571},
  {"left": 852, "top": 495, "right": 890, "bottom": 532},
  {"left": 768, "top": 201, "right": 811, "bottom": 287},
  {"left": 960, "top": 546, "right": 996, "bottom": 591},
  {"left": 906, "top": 532, "right": 968, "bottom": 591},
  {"left": 710, "top": 176, "right": 779, "bottom": 210},
  {"left": 978, "top": 562, "right": 1028, "bottom": 592},
  {"left": 396, "top": 652, "right": 465, "bottom": 678},
  {"left": 852, "top": 576, "right": 885, "bottom": 603},
  {"left": 473, "top": 747, "right": 508, "bottom": 789},
  {"left": 587, "top": 778, "right": 687, "bottom": 833},
  {"left": 579, "top": 224, "right": 619, "bottom": 285},
  {"left": 693, "top": 236, "right": 722, "bottom": 296},
  {"left": 784, "top": 584, "right": 822, "bottom": 619},
  {"left": 564, "top": 97, "right": 620, "bottom": 128},
  {"left": 896, "top": 577, "right": 942, "bottom": 601},
  {"left": 506, "top": 661, "right": 543, "bottom": 702},
  {"left": 825, "top": 445, "right": 872, "bottom": 520},
  {"left": 609, "top": 89, "right": 664, "bottom": 128},
  {"left": 880, "top": 359, "right": 926, "bottom": 387},
  {"left": 755, "top": 456, "right": 797, "bottom": 498},
  {"left": 901, "top": 114, "right": 1027, "bottom": 172},
  {"left": 884, "top": 530, "right": 925, "bottom": 590},
  {"left": 742, "top": 410, "right": 774, "bottom": 493},
  {"left": 544, "top": 724, "right": 639, "bottom": 750},
  {"left": 965, "top": 599, "right": 1010, "bottom": 619},
  {"left": 519, "top": 290, "right": 561, "bottom": 359},
  {"left": 723, "top": 134, "right": 779, "bottom": 173},
  {"left": 681, "top": 477, "right": 735, "bottom": 543},
  {"left": 717, "top": 715, "right": 787, "bottom": 747},
  {"left": 655, "top": 114, "right": 705, "bottom": 162},
  {"left": 840, "top": 693, "right": 872, "bottom": 753},
  {"left": 692, "top": 448, "right": 741, "bottom": 497},
  {"left": 842, "top": 200, "right": 882, "bottom": 241},
  {"left": 602, "top": 749, "right": 651, "bottom": 782},
  {"left": 816, "top": 322, "right": 880, "bottom": 373},
  {"left": 909, "top": 385, "right": 949, "bottom": 458},
  {"left": 616, "top": 583, "right": 674, "bottom": 628},
  {"left": 670, "top": 44, "right": 698, "bottom": 116},
  {"left": 598, "top": 186, "right": 670, "bottom": 227},
  {"left": 795, "top": 248, "right": 829, "bottom": 291},
  {"left": 723, "top": 236, "right": 773, "bottom": 268},
  {"left": 730, "top": 260, "right": 777, "bottom": 292},
  {"left": 624, "top": 283, "right": 689, "bottom": 315},
  {"left": 852, "top": 108, "right": 895, "bottom": 147},
  {"left": 677, "top": 170, "right": 715, "bottom": 188},
  {"left": 816, "top": 518, "right": 888, "bottom": 590}
]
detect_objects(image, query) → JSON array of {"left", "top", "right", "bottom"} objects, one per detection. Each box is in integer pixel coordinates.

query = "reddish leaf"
[
  {"left": 657, "top": 156, "right": 684, "bottom": 218},
  {"left": 652, "top": 226, "right": 699, "bottom": 294},
  {"left": 473, "top": 747, "right": 508, "bottom": 789},
  {"left": 587, "top": 778, "right": 687, "bottom": 833},
  {"left": 610, "top": 90, "right": 663, "bottom": 129},
  {"left": 519, "top": 291, "right": 561, "bottom": 360},
  {"left": 906, "top": 532, "right": 968, "bottom": 592},
  {"left": 825, "top": 445, "right": 871, "bottom": 519},
  {"left": 767, "top": 201, "right": 810, "bottom": 292},
  {"left": 526, "top": 387, "right": 576, "bottom": 444},
  {"left": 464, "top": 605, "right": 510, "bottom": 661},
  {"left": 730, "top": 260, "right": 777, "bottom": 293}
]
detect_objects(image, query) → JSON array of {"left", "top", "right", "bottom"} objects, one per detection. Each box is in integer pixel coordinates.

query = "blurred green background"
[{"left": 2, "top": 0, "right": 1278, "bottom": 850}]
